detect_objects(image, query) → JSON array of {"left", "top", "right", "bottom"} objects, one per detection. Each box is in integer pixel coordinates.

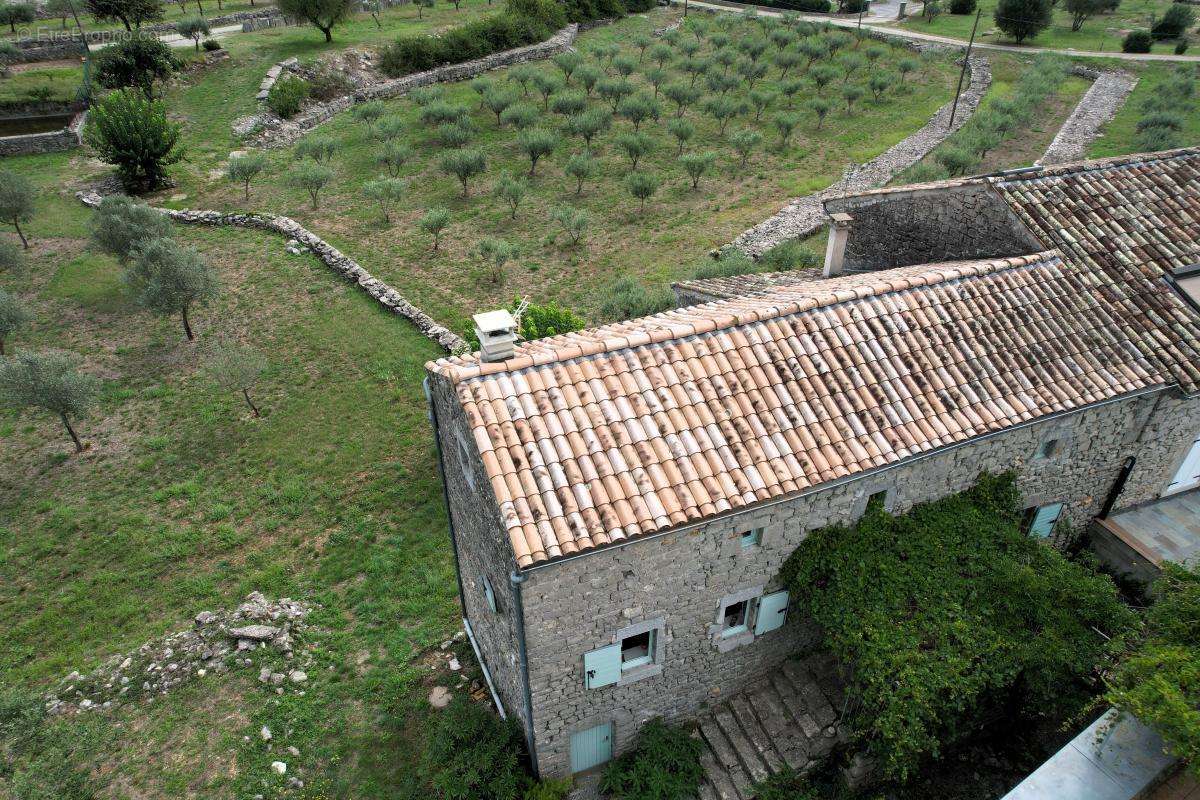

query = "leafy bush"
[
  {"left": 1123, "top": 29, "right": 1153, "bottom": 52},
  {"left": 599, "top": 718, "right": 705, "bottom": 800},
  {"left": 948, "top": 0, "right": 976, "bottom": 12},
  {"left": 1108, "top": 563, "right": 1200, "bottom": 777},
  {"left": 379, "top": 7, "right": 551, "bottom": 78},
  {"left": 1152, "top": 3, "right": 1195, "bottom": 39},
  {"left": 84, "top": 89, "right": 183, "bottom": 191},
  {"left": 202, "top": 38, "right": 222, "bottom": 51},
  {"left": 305, "top": 64, "right": 355, "bottom": 101},
  {"left": 599, "top": 276, "right": 674, "bottom": 321},
  {"left": 267, "top": 75, "right": 310, "bottom": 118},
  {"left": 841, "top": 0, "right": 868, "bottom": 12},
  {"left": 994, "top": 0, "right": 1052, "bottom": 42},
  {"left": 421, "top": 697, "right": 529, "bottom": 800},
  {"left": 759, "top": 239, "right": 819, "bottom": 271},
  {"left": 92, "top": 35, "right": 179, "bottom": 96},
  {"left": 779, "top": 472, "right": 1135, "bottom": 781}
]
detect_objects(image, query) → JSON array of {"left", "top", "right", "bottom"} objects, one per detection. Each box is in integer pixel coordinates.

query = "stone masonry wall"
[
  {"left": 824, "top": 182, "right": 1042, "bottom": 272},
  {"left": 514, "top": 387, "right": 1200, "bottom": 777},
  {"left": 0, "top": 110, "right": 84, "bottom": 156},
  {"left": 427, "top": 371, "right": 530, "bottom": 733}
]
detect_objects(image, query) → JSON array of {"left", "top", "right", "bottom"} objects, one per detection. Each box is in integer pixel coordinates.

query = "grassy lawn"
[
  {"left": 3, "top": 0, "right": 271, "bottom": 39},
  {"left": 153, "top": 7, "right": 958, "bottom": 334},
  {"left": 0, "top": 151, "right": 468, "bottom": 798},
  {"left": 896, "top": 0, "right": 1190, "bottom": 54},
  {"left": 1089, "top": 62, "right": 1200, "bottom": 156},
  {"left": 0, "top": 64, "right": 85, "bottom": 105}
]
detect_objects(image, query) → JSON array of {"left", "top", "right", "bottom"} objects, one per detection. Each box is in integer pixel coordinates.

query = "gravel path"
[
  {"left": 730, "top": 54, "right": 992, "bottom": 257},
  {"left": 1038, "top": 70, "right": 1138, "bottom": 166}
]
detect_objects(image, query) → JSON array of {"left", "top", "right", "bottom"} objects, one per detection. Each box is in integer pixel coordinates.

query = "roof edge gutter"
[{"left": 520, "top": 384, "right": 1167, "bottom": 575}]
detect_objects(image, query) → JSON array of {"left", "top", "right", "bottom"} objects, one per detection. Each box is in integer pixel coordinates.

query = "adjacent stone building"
[{"left": 424, "top": 148, "right": 1200, "bottom": 786}]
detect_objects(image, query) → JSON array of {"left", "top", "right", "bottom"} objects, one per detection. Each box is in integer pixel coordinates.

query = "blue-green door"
[{"left": 570, "top": 722, "right": 613, "bottom": 774}]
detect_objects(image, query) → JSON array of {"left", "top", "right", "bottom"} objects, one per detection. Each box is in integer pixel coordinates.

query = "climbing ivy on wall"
[{"left": 779, "top": 472, "right": 1136, "bottom": 782}]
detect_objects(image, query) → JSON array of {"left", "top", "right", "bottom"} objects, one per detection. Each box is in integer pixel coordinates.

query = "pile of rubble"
[{"left": 45, "top": 592, "right": 312, "bottom": 715}]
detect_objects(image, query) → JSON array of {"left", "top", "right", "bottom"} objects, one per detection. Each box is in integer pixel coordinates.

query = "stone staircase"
[{"left": 694, "top": 653, "right": 848, "bottom": 800}]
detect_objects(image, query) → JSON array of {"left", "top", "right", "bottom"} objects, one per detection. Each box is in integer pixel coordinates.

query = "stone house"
[{"left": 423, "top": 148, "right": 1200, "bottom": 783}]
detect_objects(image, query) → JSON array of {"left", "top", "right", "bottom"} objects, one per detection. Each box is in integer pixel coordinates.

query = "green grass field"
[
  {"left": 896, "top": 0, "right": 1189, "bottom": 54},
  {"left": 1090, "top": 62, "right": 1200, "bottom": 156}
]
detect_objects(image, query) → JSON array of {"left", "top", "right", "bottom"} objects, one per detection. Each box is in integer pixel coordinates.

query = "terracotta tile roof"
[
  {"left": 674, "top": 268, "right": 824, "bottom": 302},
  {"left": 428, "top": 251, "right": 1164, "bottom": 567}
]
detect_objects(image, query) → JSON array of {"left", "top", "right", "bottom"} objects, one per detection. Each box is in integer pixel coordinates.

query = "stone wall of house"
[
  {"left": 823, "top": 183, "right": 1042, "bottom": 272},
  {"left": 426, "top": 371, "right": 530, "bottom": 734},
  {"left": 513, "top": 387, "right": 1200, "bottom": 777}
]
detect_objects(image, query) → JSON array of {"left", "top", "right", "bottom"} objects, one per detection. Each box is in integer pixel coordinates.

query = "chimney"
[
  {"left": 823, "top": 212, "right": 854, "bottom": 277},
  {"left": 473, "top": 309, "right": 519, "bottom": 363}
]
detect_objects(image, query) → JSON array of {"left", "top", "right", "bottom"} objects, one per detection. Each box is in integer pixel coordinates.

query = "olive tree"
[
  {"left": 174, "top": 16, "right": 209, "bottom": 50},
  {"left": 288, "top": 162, "right": 333, "bottom": 209},
  {"left": 84, "top": 0, "right": 163, "bottom": 30},
  {"left": 551, "top": 205, "right": 590, "bottom": 246},
  {"left": 0, "top": 350, "right": 100, "bottom": 452},
  {"left": 0, "top": 169, "right": 35, "bottom": 249},
  {"left": 567, "top": 108, "right": 611, "bottom": 153},
  {"left": 226, "top": 153, "right": 268, "bottom": 200},
  {"left": 125, "top": 236, "right": 219, "bottom": 341},
  {"left": 363, "top": 176, "right": 404, "bottom": 223},
  {"left": 679, "top": 151, "right": 716, "bottom": 190},
  {"left": 667, "top": 117, "right": 695, "bottom": 155},
  {"left": 90, "top": 193, "right": 173, "bottom": 264},
  {"left": 207, "top": 341, "right": 267, "bottom": 418},
  {"left": 728, "top": 129, "right": 763, "bottom": 170},
  {"left": 276, "top": 0, "right": 353, "bottom": 41},
  {"left": 565, "top": 153, "right": 596, "bottom": 196},
  {"left": 295, "top": 135, "right": 336, "bottom": 164},
  {"left": 377, "top": 141, "right": 413, "bottom": 178},
  {"left": 615, "top": 132, "right": 653, "bottom": 171},
  {"left": 516, "top": 129, "right": 556, "bottom": 177},
  {"left": 439, "top": 149, "right": 486, "bottom": 196},
  {"left": 0, "top": 239, "right": 24, "bottom": 274},
  {"left": 773, "top": 111, "right": 801, "bottom": 145},
  {"left": 418, "top": 207, "right": 450, "bottom": 250},
  {"left": 625, "top": 171, "right": 660, "bottom": 213},
  {"left": 0, "top": 289, "right": 32, "bottom": 355},
  {"left": 476, "top": 238, "right": 517, "bottom": 284},
  {"left": 492, "top": 173, "right": 527, "bottom": 219}
]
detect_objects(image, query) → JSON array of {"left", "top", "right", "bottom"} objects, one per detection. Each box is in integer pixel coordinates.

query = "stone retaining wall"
[
  {"left": 1038, "top": 69, "right": 1137, "bottom": 166},
  {"left": 0, "top": 109, "right": 85, "bottom": 156},
  {"left": 242, "top": 23, "right": 580, "bottom": 147},
  {"left": 729, "top": 53, "right": 992, "bottom": 257},
  {"left": 76, "top": 191, "right": 466, "bottom": 352}
]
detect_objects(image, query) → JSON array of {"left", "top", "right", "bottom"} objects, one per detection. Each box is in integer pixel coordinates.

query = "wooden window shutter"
[
  {"left": 755, "top": 590, "right": 790, "bottom": 635},
  {"left": 583, "top": 644, "right": 621, "bottom": 689}
]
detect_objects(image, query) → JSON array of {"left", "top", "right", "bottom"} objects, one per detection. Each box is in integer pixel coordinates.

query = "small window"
[
  {"left": 739, "top": 527, "right": 763, "bottom": 548},
  {"left": 1026, "top": 503, "right": 1064, "bottom": 538},
  {"left": 722, "top": 600, "right": 752, "bottom": 637},
  {"left": 866, "top": 490, "right": 889, "bottom": 512},
  {"left": 620, "top": 630, "right": 655, "bottom": 670},
  {"left": 456, "top": 433, "right": 476, "bottom": 491},
  {"left": 482, "top": 574, "right": 497, "bottom": 613},
  {"left": 1035, "top": 439, "right": 1060, "bottom": 460}
]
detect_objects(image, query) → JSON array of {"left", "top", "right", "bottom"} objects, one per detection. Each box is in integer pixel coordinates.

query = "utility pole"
[
  {"left": 684, "top": 0, "right": 688, "bottom": 16},
  {"left": 948, "top": 7, "right": 980, "bottom": 129}
]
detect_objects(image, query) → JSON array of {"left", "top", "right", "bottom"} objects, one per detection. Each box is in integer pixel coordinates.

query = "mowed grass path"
[
  {"left": 0, "top": 158, "right": 459, "bottom": 797},
  {"left": 897, "top": 0, "right": 1187, "bottom": 54},
  {"left": 162, "top": 8, "right": 958, "bottom": 333}
]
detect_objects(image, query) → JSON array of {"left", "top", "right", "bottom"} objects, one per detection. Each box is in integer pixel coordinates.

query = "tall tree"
[
  {"left": 124, "top": 237, "right": 219, "bottom": 340},
  {"left": 0, "top": 350, "right": 100, "bottom": 452},
  {"left": 92, "top": 35, "right": 179, "bottom": 96},
  {"left": 84, "top": 0, "right": 164, "bottom": 30},
  {"left": 275, "top": 0, "right": 352, "bottom": 42},
  {"left": 994, "top": 0, "right": 1052, "bottom": 43},
  {"left": 0, "top": 169, "right": 35, "bottom": 250},
  {"left": 90, "top": 193, "right": 173, "bottom": 264}
]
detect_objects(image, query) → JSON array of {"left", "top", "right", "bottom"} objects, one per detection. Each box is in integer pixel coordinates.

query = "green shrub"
[
  {"left": 92, "top": 35, "right": 179, "bottom": 96},
  {"left": 1108, "top": 564, "right": 1200, "bottom": 778},
  {"left": 598, "top": 277, "right": 674, "bottom": 321},
  {"left": 305, "top": 63, "right": 355, "bottom": 101},
  {"left": 1123, "top": 29, "right": 1153, "bottom": 53},
  {"left": 948, "top": 0, "right": 975, "bottom": 13},
  {"left": 691, "top": 248, "right": 758, "bottom": 279},
  {"left": 379, "top": 8, "right": 551, "bottom": 78},
  {"left": 759, "top": 239, "right": 819, "bottom": 271},
  {"left": 84, "top": 88, "right": 183, "bottom": 191},
  {"left": 1151, "top": 3, "right": 1194, "bottom": 39},
  {"left": 780, "top": 472, "right": 1136, "bottom": 781},
  {"left": 599, "top": 718, "right": 705, "bottom": 800},
  {"left": 994, "top": 0, "right": 1052, "bottom": 42},
  {"left": 421, "top": 697, "right": 529, "bottom": 800},
  {"left": 267, "top": 75, "right": 310, "bottom": 118},
  {"left": 202, "top": 38, "right": 221, "bottom": 51}
]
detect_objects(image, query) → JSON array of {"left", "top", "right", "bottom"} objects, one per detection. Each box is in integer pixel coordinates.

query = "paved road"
[
  {"left": 672, "top": 0, "right": 1200, "bottom": 61},
  {"left": 88, "top": 20, "right": 247, "bottom": 49}
]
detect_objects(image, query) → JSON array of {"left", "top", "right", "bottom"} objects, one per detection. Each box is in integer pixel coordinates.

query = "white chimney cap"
[{"left": 473, "top": 309, "right": 517, "bottom": 334}]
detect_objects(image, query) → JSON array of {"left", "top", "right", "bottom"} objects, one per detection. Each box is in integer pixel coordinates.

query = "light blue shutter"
[
  {"left": 583, "top": 644, "right": 621, "bottom": 689},
  {"left": 1029, "top": 503, "right": 1063, "bottom": 538},
  {"left": 755, "top": 590, "right": 790, "bottom": 635},
  {"left": 482, "top": 575, "right": 496, "bottom": 613},
  {"left": 570, "top": 722, "right": 613, "bottom": 773}
]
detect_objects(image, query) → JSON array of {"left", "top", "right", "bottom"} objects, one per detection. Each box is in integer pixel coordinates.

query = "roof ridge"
[{"left": 427, "top": 251, "right": 1060, "bottom": 384}]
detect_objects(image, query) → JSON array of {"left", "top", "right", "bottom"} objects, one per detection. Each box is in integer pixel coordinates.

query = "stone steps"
[{"left": 694, "top": 654, "right": 847, "bottom": 799}]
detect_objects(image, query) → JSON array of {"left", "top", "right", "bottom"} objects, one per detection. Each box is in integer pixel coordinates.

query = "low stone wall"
[
  {"left": 0, "top": 109, "right": 85, "bottom": 156},
  {"left": 257, "top": 56, "right": 298, "bottom": 100},
  {"left": 9, "top": 37, "right": 86, "bottom": 63},
  {"left": 1038, "top": 69, "right": 1137, "bottom": 166},
  {"left": 75, "top": 190, "right": 466, "bottom": 353},
  {"left": 241, "top": 23, "right": 580, "bottom": 148},
  {"left": 729, "top": 53, "right": 992, "bottom": 257}
]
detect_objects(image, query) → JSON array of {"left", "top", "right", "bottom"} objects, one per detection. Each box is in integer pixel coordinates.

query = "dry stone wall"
[
  {"left": 243, "top": 23, "right": 580, "bottom": 148},
  {"left": 1038, "top": 69, "right": 1137, "bottom": 166},
  {"left": 729, "top": 54, "right": 992, "bottom": 257},
  {"left": 0, "top": 109, "right": 84, "bottom": 156},
  {"left": 513, "top": 387, "right": 1200, "bottom": 777},
  {"left": 76, "top": 191, "right": 466, "bottom": 352}
]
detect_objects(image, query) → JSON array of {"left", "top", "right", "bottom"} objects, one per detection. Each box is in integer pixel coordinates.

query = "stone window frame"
[
  {"left": 710, "top": 585, "right": 764, "bottom": 653},
  {"left": 612, "top": 617, "right": 666, "bottom": 686},
  {"left": 718, "top": 513, "right": 772, "bottom": 558},
  {"left": 851, "top": 479, "right": 896, "bottom": 519},
  {"left": 455, "top": 430, "right": 476, "bottom": 491}
]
